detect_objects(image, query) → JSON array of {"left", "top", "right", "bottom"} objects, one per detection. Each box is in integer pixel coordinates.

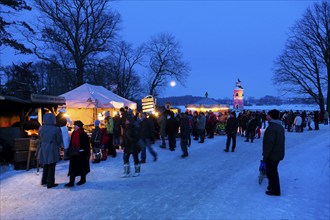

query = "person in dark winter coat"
[
  {"left": 65, "top": 120, "right": 90, "bottom": 187},
  {"left": 158, "top": 110, "right": 168, "bottom": 148},
  {"left": 139, "top": 112, "right": 157, "bottom": 163},
  {"left": 113, "top": 112, "right": 122, "bottom": 149},
  {"left": 196, "top": 112, "right": 206, "bottom": 143},
  {"left": 245, "top": 113, "right": 257, "bottom": 143},
  {"left": 179, "top": 112, "right": 190, "bottom": 158},
  {"left": 122, "top": 114, "right": 141, "bottom": 177},
  {"left": 38, "top": 113, "right": 63, "bottom": 189},
  {"left": 262, "top": 109, "right": 285, "bottom": 196},
  {"left": 166, "top": 111, "right": 179, "bottom": 151},
  {"left": 224, "top": 111, "right": 238, "bottom": 152},
  {"left": 90, "top": 120, "right": 102, "bottom": 163}
]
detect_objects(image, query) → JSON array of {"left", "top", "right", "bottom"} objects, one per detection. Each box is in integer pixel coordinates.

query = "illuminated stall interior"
[{"left": 185, "top": 97, "right": 230, "bottom": 114}]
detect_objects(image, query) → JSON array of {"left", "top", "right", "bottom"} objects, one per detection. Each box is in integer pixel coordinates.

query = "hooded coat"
[{"left": 37, "top": 114, "right": 63, "bottom": 165}]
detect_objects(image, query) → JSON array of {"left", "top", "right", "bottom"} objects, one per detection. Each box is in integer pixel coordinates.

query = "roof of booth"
[{"left": 60, "top": 83, "right": 136, "bottom": 109}]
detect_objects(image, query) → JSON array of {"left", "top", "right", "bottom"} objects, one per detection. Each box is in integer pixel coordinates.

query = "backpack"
[{"left": 92, "top": 128, "right": 102, "bottom": 148}]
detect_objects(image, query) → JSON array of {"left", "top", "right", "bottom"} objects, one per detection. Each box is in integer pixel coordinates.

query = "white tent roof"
[{"left": 60, "top": 83, "right": 137, "bottom": 109}]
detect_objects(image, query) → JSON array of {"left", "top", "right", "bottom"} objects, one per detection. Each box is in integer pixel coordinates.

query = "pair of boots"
[
  {"left": 123, "top": 164, "right": 141, "bottom": 177},
  {"left": 64, "top": 175, "right": 86, "bottom": 187}
]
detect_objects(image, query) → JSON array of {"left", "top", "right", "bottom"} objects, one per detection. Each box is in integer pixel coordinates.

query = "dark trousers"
[
  {"left": 123, "top": 152, "right": 139, "bottom": 165},
  {"left": 106, "top": 134, "right": 116, "bottom": 156},
  {"left": 180, "top": 138, "right": 188, "bottom": 156},
  {"left": 245, "top": 130, "right": 255, "bottom": 142},
  {"left": 199, "top": 129, "right": 205, "bottom": 142},
  {"left": 208, "top": 125, "right": 215, "bottom": 138},
  {"left": 266, "top": 160, "right": 281, "bottom": 195},
  {"left": 140, "top": 138, "right": 157, "bottom": 161},
  {"left": 42, "top": 162, "right": 56, "bottom": 187},
  {"left": 226, "top": 132, "right": 237, "bottom": 151},
  {"left": 168, "top": 133, "right": 177, "bottom": 150}
]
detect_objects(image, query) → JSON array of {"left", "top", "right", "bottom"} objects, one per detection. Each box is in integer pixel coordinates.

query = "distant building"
[{"left": 233, "top": 79, "right": 244, "bottom": 110}]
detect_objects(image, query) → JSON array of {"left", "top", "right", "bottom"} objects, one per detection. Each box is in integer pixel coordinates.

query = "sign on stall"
[{"left": 141, "top": 95, "right": 156, "bottom": 113}]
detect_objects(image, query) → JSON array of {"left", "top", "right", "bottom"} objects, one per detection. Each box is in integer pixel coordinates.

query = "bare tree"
[
  {"left": 273, "top": 1, "right": 329, "bottom": 112},
  {"left": 2, "top": 62, "right": 39, "bottom": 93},
  {"left": 0, "top": 0, "right": 34, "bottom": 54},
  {"left": 145, "top": 32, "right": 190, "bottom": 97},
  {"left": 30, "top": 0, "right": 120, "bottom": 87},
  {"left": 103, "top": 41, "right": 144, "bottom": 100}
]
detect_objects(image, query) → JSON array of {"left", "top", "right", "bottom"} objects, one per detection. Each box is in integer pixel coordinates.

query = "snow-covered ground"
[{"left": 0, "top": 124, "right": 329, "bottom": 220}]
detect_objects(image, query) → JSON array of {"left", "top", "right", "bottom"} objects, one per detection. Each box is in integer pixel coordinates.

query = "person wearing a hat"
[
  {"left": 38, "top": 113, "right": 63, "bottom": 189},
  {"left": 90, "top": 120, "right": 103, "bottom": 163},
  {"left": 224, "top": 111, "right": 238, "bottom": 152},
  {"left": 65, "top": 120, "right": 90, "bottom": 187},
  {"left": 262, "top": 109, "right": 285, "bottom": 196}
]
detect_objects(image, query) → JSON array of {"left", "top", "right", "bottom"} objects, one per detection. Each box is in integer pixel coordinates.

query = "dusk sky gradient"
[
  {"left": 113, "top": 0, "right": 317, "bottom": 99},
  {"left": 1, "top": 0, "right": 318, "bottom": 99}
]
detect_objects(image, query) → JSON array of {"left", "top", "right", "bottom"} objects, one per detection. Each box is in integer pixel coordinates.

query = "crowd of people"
[{"left": 36, "top": 105, "right": 328, "bottom": 196}]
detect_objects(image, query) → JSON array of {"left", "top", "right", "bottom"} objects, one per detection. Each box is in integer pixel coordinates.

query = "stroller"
[{"left": 258, "top": 160, "right": 267, "bottom": 184}]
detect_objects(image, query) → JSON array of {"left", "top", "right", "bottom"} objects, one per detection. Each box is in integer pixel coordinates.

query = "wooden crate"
[
  {"left": 14, "top": 160, "right": 37, "bottom": 170},
  {"left": 14, "top": 138, "right": 30, "bottom": 151}
]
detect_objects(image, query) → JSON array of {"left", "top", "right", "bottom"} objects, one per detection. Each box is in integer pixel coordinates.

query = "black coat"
[
  {"left": 179, "top": 116, "right": 190, "bottom": 139},
  {"left": 225, "top": 117, "right": 238, "bottom": 134},
  {"left": 262, "top": 120, "right": 285, "bottom": 161},
  {"left": 123, "top": 123, "right": 140, "bottom": 154},
  {"left": 68, "top": 129, "right": 90, "bottom": 177},
  {"left": 140, "top": 118, "right": 155, "bottom": 139},
  {"left": 166, "top": 117, "right": 179, "bottom": 135}
]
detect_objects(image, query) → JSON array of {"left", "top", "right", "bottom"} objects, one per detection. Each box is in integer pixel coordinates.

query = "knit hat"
[
  {"left": 267, "top": 109, "right": 280, "bottom": 120},
  {"left": 104, "top": 111, "right": 110, "bottom": 117},
  {"left": 94, "top": 120, "right": 100, "bottom": 126},
  {"left": 73, "top": 120, "right": 84, "bottom": 128}
]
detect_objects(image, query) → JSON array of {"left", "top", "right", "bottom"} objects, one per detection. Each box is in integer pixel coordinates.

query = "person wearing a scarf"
[{"left": 64, "top": 120, "right": 90, "bottom": 187}]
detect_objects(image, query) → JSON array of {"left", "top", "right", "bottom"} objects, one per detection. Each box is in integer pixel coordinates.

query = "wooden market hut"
[{"left": 0, "top": 91, "right": 65, "bottom": 168}]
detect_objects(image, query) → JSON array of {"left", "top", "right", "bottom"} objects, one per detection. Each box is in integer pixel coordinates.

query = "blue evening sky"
[
  {"left": 112, "top": 0, "right": 317, "bottom": 99},
  {"left": 0, "top": 0, "right": 317, "bottom": 99}
]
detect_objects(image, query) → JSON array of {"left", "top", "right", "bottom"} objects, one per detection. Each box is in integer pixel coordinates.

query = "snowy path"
[{"left": 1, "top": 125, "right": 329, "bottom": 220}]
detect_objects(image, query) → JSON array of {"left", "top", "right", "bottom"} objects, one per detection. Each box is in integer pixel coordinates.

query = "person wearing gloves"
[
  {"left": 65, "top": 120, "right": 90, "bottom": 187},
  {"left": 262, "top": 109, "right": 285, "bottom": 196},
  {"left": 37, "top": 113, "right": 63, "bottom": 189}
]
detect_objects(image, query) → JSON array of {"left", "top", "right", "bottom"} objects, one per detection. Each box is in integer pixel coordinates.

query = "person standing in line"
[
  {"left": 158, "top": 110, "right": 168, "bottom": 149},
  {"left": 207, "top": 111, "right": 217, "bottom": 139},
  {"left": 139, "top": 112, "right": 157, "bottom": 163},
  {"left": 113, "top": 111, "right": 122, "bottom": 149},
  {"left": 197, "top": 112, "right": 206, "bottom": 143},
  {"left": 179, "top": 112, "right": 190, "bottom": 158},
  {"left": 166, "top": 111, "right": 179, "bottom": 151},
  {"left": 262, "top": 109, "right": 285, "bottom": 196},
  {"left": 245, "top": 113, "right": 257, "bottom": 143},
  {"left": 37, "top": 113, "right": 63, "bottom": 189},
  {"left": 186, "top": 111, "right": 193, "bottom": 146},
  {"left": 90, "top": 120, "right": 102, "bottom": 163},
  {"left": 323, "top": 110, "right": 329, "bottom": 125},
  {"left": 224, "top": 111, "right": 238, "bottom": 152},
  {"left": 55, "top": 109, "right": 70, "bottom": 160},
  {"left": 104, "top": 111, "right": 116, "bottom": 157},
  {"left": 64, "top": 120, "right": 90, "bottom": 187},
  {"left": 122, "top": 114, "right": 141, "bottom": 177},
  {"left": 314, "top": 110, "right": 320, "bottom": 130}
]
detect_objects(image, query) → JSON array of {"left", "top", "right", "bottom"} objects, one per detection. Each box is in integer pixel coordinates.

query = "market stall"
[
  {"left": 60, "top": 83, "right": 137, "bottom": 126},
  {"left": 185, "top": 97, "right": 230, "bottom": 114}
]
